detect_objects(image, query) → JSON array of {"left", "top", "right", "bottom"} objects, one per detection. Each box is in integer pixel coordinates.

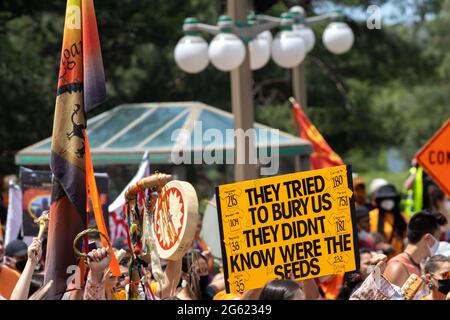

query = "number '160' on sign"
[{"left": 215, "top": 165, "right": 360, "bottom": 294}]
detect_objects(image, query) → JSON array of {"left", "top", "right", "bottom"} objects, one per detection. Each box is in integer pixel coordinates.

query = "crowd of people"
[{"left": 0, "top": 165, "right": 449, "bottom": 301}]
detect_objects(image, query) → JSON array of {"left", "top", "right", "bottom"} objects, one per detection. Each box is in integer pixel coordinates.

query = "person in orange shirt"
[
  {"left": 369, "top": 184, "right": 409, "bottom": 256},
  {"left": 0, "top": 264, "right": 20, "bottom": 299},
  {"left": 316, "top": 273, "right": 344, "bottom": 299},
  {"left": 0, "top": 236, "right": 20, "bottom": 299},
  {"left": 213, "top": 290, "right": 241, "bottom": 300}
]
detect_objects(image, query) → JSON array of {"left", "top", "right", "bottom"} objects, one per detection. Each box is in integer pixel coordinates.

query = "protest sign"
[
  {"left": 215, "top": 165, "right": 359, "bottom": 294},
  {"left": 20, "top": 168, "right": 52, "bottom": 237},
  {"left": 20, "top": 168, "right": 110, "bottom": 237},
  {"left": 416, "top": 119, "right": 450, "bottom": 197}
]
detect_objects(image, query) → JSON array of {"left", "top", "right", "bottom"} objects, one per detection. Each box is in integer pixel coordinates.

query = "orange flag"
[
  {"left": 290, "top": 98, "right": 344, "bottom": 169},
  {"left": 85, "top": 132, "right": 121, "bottom": 276}
]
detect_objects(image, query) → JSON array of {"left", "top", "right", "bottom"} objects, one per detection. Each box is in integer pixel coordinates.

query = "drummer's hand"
[
  {"left": 369, "top": 252, "right": 388, "bottom": 274},
  {"left": 87, "top": 247, "right": 111, "bottom": 283}
]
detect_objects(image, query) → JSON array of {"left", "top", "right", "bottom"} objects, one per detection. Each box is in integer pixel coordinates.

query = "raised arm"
[
  {"left": 10, "top": 238, "right": 42, "bottom": 300},
  {"left": 83, "top": 247, "right": 111, "bottom": 300},
  {"left": 158, "top": 258, "right": 182, "bottom": 299}
]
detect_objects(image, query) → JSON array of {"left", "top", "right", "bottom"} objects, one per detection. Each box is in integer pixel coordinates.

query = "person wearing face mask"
[
  {"left": 175, "top": 250, "right": 211, "bottom": 300},
  {"left": 369, "top": 184, "right": 409, "bottom": 256},
  {"left": 383, "top": 210, "right": 447, "bottom": 289},
  {"left": 422, "top": 255, "right": 450, "bottom": 300}
]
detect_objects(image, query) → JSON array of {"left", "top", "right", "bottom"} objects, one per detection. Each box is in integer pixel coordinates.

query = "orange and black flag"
[
  {"left": 290, "top": 98, "right": 344, "bottom": 170},
  {"left": 45, "top": 0, "right": 119, "bottom": 299}
]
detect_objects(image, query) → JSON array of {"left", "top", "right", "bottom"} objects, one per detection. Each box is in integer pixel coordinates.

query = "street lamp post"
[
  {"left": 174, "top": 8, "right": 280, "bottom": 182},
  {"left": 228, "top": 0, "right": 257, "bottom": 181},
  {"left": 174, "top": 3, "right": 354, "bottom": 182}
]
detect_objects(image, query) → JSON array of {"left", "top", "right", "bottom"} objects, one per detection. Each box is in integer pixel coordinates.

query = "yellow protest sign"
[{"left": 215, "top": 165, "right": 359, "bottom": 294}]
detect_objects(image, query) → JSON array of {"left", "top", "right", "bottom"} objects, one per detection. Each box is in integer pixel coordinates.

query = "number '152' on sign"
[{"left": 215, "top": 165, "right": 360, "bottom": 294}]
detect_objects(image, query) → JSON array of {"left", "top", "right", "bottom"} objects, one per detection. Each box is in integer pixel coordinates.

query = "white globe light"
[
  {"left": 258, "top": 30, "right": 272, "bottom": 44},
  {"left": 249, "top": 31, "right": 272, "bottom": 70},
  {"left": 208, "top": 32, "right": 246, "bottom": 72},
  {"left": 292, "top": 24, "right": 315, "bottom": 52},
  {"left": 271, "top": 30, "right": 306, "bottom": 68},
  {"left": 174, "top": 35, "right": 209, "bottom": 73},
  {"left": 322, "top": 22, "right": 354, "bottom": 54}
]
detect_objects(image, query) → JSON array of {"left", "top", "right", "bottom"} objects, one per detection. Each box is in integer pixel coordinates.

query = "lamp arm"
[
  {"left": 257, "top": 12, "right": 342, "bottom": 27},
  {"left": 192, "top": 23, "right": 220, "bottom": 35},
  {"left": 232, "top": 21, "right": 279, "bottom": 39},
  {"left": 304, "top": 12, "right": 341, "bottom": 27},
  {"left": 181, "top": 11, "right": 343, "bottom": 40},
  {"left": 255, "top": 14, "right": 281, "bottom": 24},
  {"left": 190, "top": 18, "right": 279, "bottom": 41}
]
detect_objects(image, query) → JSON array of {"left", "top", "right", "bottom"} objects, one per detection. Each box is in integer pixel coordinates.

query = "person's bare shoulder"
[{"left": 383, "top": 261, "right": 409, "bottom": 287}]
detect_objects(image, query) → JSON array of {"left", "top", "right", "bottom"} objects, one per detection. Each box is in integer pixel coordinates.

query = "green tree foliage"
[
  {"left": 256, "top": 0, "right": 449, "bottom": 172},
  {"left": 0, "top": 0, "right": 449, "bottom": 175}
]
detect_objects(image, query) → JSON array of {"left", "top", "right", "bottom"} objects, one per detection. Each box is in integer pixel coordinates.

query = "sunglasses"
[{"left": 440, "top": 271, "right": 450, "bottom": 280}]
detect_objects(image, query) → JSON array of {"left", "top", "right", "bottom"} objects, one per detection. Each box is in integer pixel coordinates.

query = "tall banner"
[
  {"left": 4, "top": 182, "right": 23, "bottom": 246},
  {"left": 45, "top": 0, "right": 118, "bottom": 299},
  {"left": 215, "top": 165, "right": 359, "bottom": 294},
  {"left": 108, "top": 155, "right": 150, "bottom": 244},
  {"left": 200, "top": 196, "right": 222, "bottom": 259},
  {"left": 291, "top": 98, "right": 344, "bottom": 169}
]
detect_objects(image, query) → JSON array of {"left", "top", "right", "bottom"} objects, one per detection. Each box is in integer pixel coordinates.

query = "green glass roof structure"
[{"left": 16, "top": 102, "right": 312, "bottom": 166}]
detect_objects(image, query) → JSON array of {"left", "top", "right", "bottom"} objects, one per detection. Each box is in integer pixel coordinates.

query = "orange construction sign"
[{"left": 416, "top": 118, "right": 450, "bottom": 197}]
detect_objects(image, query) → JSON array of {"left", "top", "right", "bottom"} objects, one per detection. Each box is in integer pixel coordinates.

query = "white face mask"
[
  {"left": 427, "top": 234, "right": 440, "bottom": 257},
  {"left": 380, "top": 199, "right": 395, "bottom": 211}
]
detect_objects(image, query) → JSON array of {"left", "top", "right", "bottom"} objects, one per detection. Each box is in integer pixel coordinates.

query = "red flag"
[
  {"left": 290, "top": 98, "right": 344, "bottom": 169},
  {"left": 45, "top": 0, "right": 118, "bottom": 299}
]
